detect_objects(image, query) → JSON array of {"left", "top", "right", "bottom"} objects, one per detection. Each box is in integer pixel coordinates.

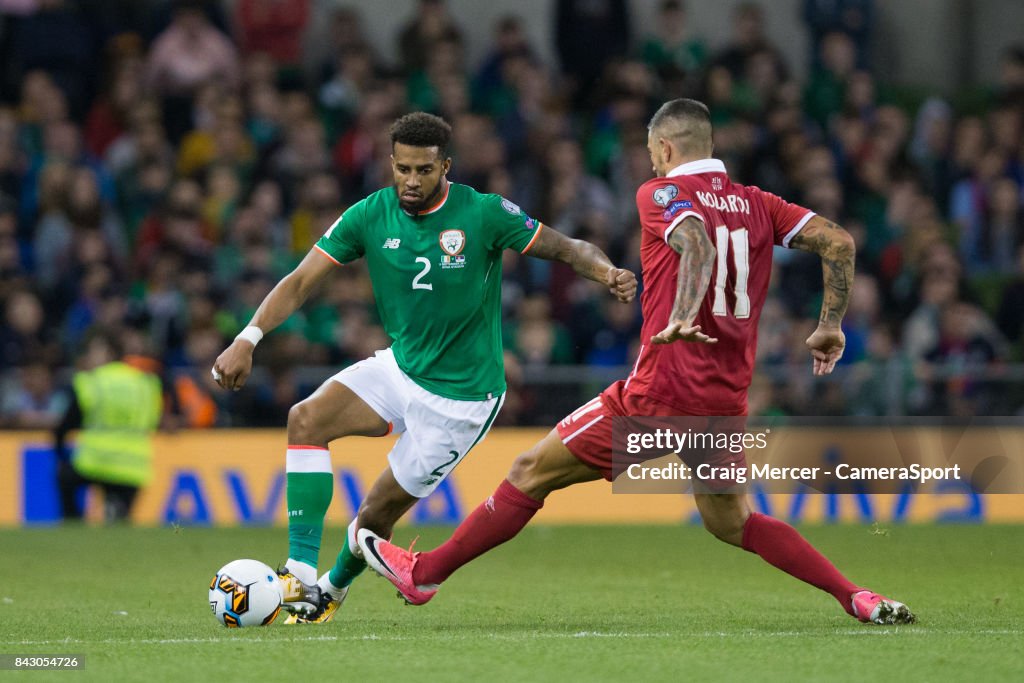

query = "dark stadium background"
[{"left": 1, "top": 0, "right": 1024, "bottom": 430}]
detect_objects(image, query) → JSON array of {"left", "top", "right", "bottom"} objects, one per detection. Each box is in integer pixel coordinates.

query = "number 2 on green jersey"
[{"left": 412, "top": 256, "right": 433, "bottom": 291}]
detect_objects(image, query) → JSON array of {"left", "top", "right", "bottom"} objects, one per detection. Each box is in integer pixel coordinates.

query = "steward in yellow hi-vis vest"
[
  {"left": 55, "top": 329, "right": 163, "bottom": 522},
  {"left": 72, "top": 362, "right": 162, "bottom": 486}
]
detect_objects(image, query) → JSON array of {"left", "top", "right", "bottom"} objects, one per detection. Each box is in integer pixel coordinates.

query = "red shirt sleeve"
[
  {"left": 636, "top": 181, "right": 704, "bottom": 245},
  {"left": 752, "top": 187, "right": 815, "bottom": 248}
]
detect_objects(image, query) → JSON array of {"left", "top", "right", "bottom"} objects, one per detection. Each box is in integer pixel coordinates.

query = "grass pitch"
[{"left": 1, "top": 524, "right": 1021, "bottom": 682}]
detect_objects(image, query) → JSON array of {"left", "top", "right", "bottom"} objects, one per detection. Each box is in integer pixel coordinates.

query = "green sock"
[
  {"left": 329, "top": 528, "right": 366, "bottom": 588},
  {"left": 286, "top": 447, "right": 334, "bottom": 570}
]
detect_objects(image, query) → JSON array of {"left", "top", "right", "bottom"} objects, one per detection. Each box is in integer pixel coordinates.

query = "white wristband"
[{"left": 236, "top": 325, "right": 264, "bottom": 346}]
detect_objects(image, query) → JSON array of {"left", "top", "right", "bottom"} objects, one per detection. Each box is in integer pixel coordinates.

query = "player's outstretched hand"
[
  {"left": 805, "top": 325, "right": 845, "bottom": 375},
  {"left": 606, "top": 267, "right": 637, "bottom": 303},
  {"left": 651, "top": 321, "right": 718, "bottom": 345},
  {"left": 211, "top": 339, "right": 255, "bottom": 391}
]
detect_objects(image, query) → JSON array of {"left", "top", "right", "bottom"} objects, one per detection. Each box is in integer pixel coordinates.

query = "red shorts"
[{"left": 555, "top": 380, "right": 746, "bottom": 485}]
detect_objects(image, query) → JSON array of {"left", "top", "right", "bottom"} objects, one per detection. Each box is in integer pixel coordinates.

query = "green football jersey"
[{"left": 315, "top": 182, "right": 543, "bottom": 400}]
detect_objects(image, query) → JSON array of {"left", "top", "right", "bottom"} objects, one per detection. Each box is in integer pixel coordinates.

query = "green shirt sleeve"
[
  {"left": 482, "top": 193, "right": 543, "bottom": 253},
  {"left": 314, "top": 201, "right": 365, "bottom": 264}
]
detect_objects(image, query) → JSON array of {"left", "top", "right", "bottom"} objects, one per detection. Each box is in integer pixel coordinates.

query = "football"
[{"left": 209, "top": 559, "right": 283, "bottom": 627}]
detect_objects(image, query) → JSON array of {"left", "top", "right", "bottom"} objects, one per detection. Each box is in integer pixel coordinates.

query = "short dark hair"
[
  {"left": 1004, "top": 44, "right": 1024, "bottom": 65},
  {"left": 82, "top": 326, "right": 124, "bottom": 360},
  {"left": 389, "top": 112, "right": 452, "bottom": 156},
  {"left": 648, "top": 98, "right": 713, "bottom": 154}
]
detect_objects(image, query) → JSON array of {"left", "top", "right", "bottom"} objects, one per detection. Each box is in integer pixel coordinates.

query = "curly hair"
[{"left": 389, "top": 112, "right": 452, "bottom": 156}]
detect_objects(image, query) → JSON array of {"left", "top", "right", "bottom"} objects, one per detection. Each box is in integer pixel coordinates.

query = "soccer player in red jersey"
[{"left": 358, "top": 99, "right": 915, "bottom": 625}]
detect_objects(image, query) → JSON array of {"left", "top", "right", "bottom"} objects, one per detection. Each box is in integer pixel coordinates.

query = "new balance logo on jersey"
[{"left": 383, "top": 238, "right": 401, "bottom": 249}]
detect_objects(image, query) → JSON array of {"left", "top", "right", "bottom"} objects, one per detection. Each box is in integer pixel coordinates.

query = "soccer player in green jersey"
[{"left": 212, "top": 112, "right": 637, "bottom": 623}]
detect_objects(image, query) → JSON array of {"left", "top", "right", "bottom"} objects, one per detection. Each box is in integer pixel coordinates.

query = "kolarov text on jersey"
[
  {"left": 314, "top": 182, "right": 543, "bottom": 401},
  {"left": 626, "top": 158, "right": 815, "bottom": 415}
]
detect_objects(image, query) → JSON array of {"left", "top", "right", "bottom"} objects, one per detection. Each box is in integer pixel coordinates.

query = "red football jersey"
[{"left": 624, "top": 158, "right": 814, "bottom": 415}]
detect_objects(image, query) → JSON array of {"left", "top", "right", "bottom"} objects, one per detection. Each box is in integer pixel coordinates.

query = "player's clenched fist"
[
  {"left": 211, "top": 339, "right": 255, "bottom": 391},
  {"left": 805, "top": 325, "right": 845, "bottom": 376},
  {"left": 606, "top": 268, "right": 637, "bottom": 303}
]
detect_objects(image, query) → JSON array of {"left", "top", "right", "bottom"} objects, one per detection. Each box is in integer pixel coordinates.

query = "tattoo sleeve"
[
  {"left": 789, "top": 216, "right": 856, "bottom": 327},
  {"left": 666, "top": 217, "right": 716, "bottom": 324},
  {"left": 524, "top": 224, "right": 614, "bottom": 284}
]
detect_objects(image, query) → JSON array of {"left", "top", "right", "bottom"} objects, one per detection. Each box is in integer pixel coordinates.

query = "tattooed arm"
[
  {"left": 524, "top": 224, "right": 637, "bottom": 302},
  {"left": 789, "top": 215, "right": 856, "bottom": 375},
  {"left": 651, "top": 217, "right": 719, "bottom": 345}
]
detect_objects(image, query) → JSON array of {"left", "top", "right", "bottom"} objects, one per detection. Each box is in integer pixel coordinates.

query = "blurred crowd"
[{"left": 1, "top": 0, "right": 1023, "bottom": 429}]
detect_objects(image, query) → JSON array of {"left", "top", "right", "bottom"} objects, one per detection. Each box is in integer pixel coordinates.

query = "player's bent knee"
[
  {"left": 507, "top": 449, "right": 546, "bottom": 493},
  {"left": 700, "top": 497, "right": 749, "bottom": 544},
  {"left": 700, "top": 509, "right": 748, "bottom": 546},
  {"left": 286, "top": 401, "right": 319, "bottom": 442},
  {"left": 507, "top": 442, "right": 578, "bottom": 500}
]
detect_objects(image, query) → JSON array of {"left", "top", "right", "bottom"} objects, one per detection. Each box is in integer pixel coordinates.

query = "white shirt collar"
[{"left": 666, "top": 158, "right": 727, "bottom": 177}]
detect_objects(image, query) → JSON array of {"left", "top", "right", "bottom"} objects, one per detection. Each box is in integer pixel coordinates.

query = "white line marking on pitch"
[{"left": 9, "top": 629, "right": 1021, "bottom": 646}]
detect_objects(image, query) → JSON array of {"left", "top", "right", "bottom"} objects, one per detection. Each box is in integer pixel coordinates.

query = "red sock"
[
  {"left": 742, "top": 512, "right": 862, "bottom": 615},
  {"left": 414, "top": 479, "right": 543, "bottom": 585}
]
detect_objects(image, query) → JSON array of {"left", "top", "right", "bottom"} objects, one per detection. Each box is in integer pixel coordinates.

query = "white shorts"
[{"left": 331, "top": 348, "right": 505, "bottom": 498}]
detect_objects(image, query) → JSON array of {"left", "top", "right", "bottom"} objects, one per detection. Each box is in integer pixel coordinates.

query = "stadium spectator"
[
  {"left": 5, "top": 0, "right": 99, "bottom": 119},
  {"left": 541, "top": 137, "right": 615, "bottom": 238},
  {"left": 555, "top": 0, "right": 631, "bottom": 107},
  {"left": 909, "top": 97, "right": 955, "bottom": 211},
  {"left": 397, "top": 0, "right": 464, "bottom": 76},
  {"left": 805, "top": 31, "right": 859, "bottom": 130},
  {"left": 145, "top": 0, "right": 241, "bottom": 141},
  {"left": 83, "top": 35, "right": 146, "bottom": 159},
  {"left": 995, "top": 245, "right": 1024, "bottom": 353},
  {"left": 474, "top": 15, "right": 537, "bottom": 115},
  {"left": 312, "top": 6, "right": 376, "bottom": 92},
  {"left": 318, "top": 46, "right": 379, "bottom": 143},
  {"left": 802, "top": 0, "right": 873, "bottom": 69},
  {"left": 267, "top": 116, "right": 331, "bottom": 206},
  {"left": 712, "top": 3, "right": 781, "bottom": 82},
  {"left": 951, "top": 147, "right": 1011, "bottom": 274},
  {"left": 287, "top": 171, "right": 342, "bottom": 254},
  {"left": 0, "top": 288, "right": 57, "bottom": 370},
  {"left": 331, "top": 85, "right": 404, "bottom": 201},
  {"left": 134, "top": 177, "right": 214, "bottom": 272},
  {"left": 638, "top": 0, "right": 707, "bottom": 85},
  {"left": 0, "top": 358, "right": 67, "bottom": 428},
  {"left": 504, "top": 294, "right": 574, "bottom": 366},
  {"left": 997, "top": 44, "right": 1024, "bottom": 107},
  {"left": 175, "top": 90, "right": 255, "bottom": 181},
  {"left": 920, "top": 301, "right": 1005, "bottom": 416},
  {"left": 234, "top": 0, "right": 311, "bottom": 69},
  {"left": 167, "top": 324, "right": 224, "bottom": 427}
]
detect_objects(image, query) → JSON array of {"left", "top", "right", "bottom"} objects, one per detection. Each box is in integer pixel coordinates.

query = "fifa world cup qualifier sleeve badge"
[{"left": 652, "top": 184, "right": 678, "bottom": 207}]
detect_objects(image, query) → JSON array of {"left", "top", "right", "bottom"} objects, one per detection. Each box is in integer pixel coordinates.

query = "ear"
[
  {"left": 659, "top": 137, "right": 674, "bottom": 165},
  {"left": 442, "top": 156, "right": 452, "bottom": 175}
]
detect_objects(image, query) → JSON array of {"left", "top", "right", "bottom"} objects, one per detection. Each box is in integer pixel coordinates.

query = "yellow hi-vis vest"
[{"left": 72, "top": 362, "right": 163, "bottom": 487}]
